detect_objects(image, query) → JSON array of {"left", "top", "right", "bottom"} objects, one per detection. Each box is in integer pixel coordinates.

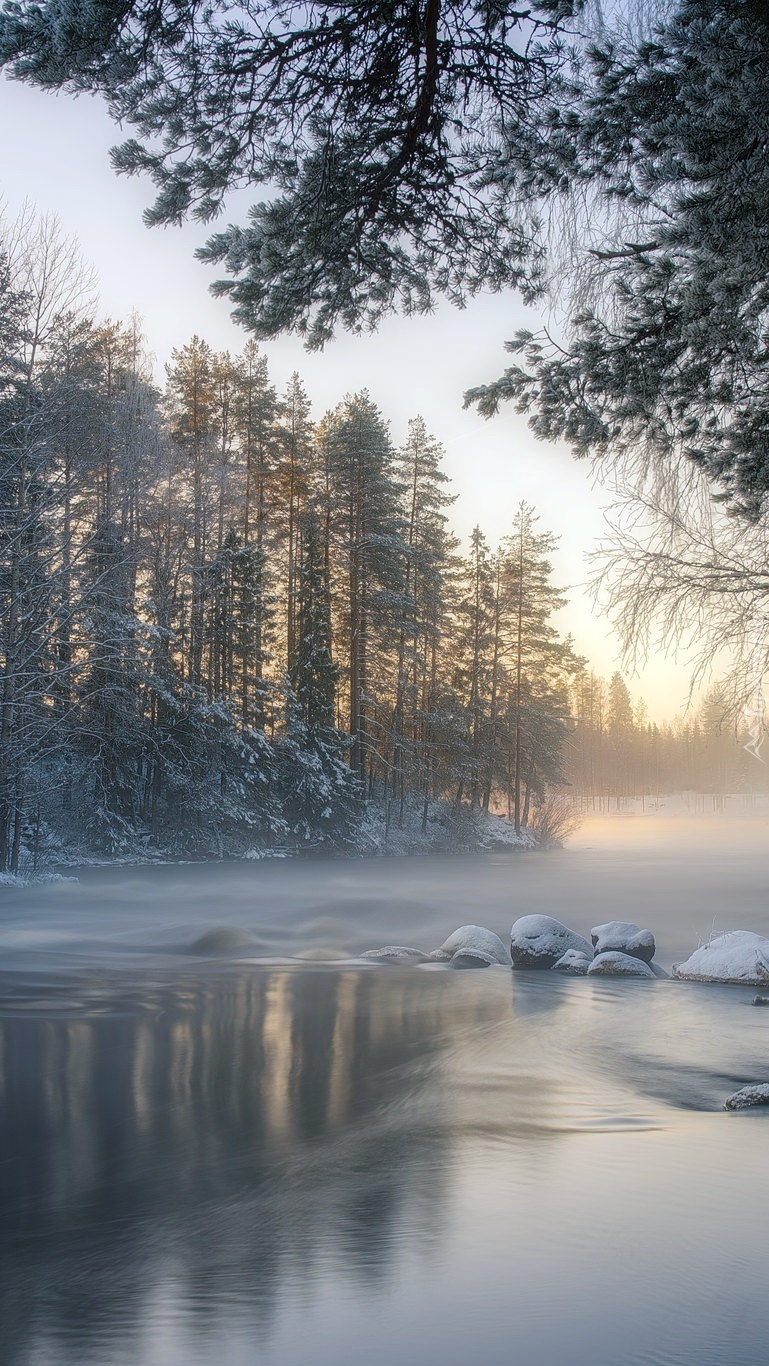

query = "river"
[{"left": 1, "top": 814, "right": 768, "bottom": 1365}]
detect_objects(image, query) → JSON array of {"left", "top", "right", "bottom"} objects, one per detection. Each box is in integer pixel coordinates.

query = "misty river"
[{"left": 1, "top": 814, "right": 768, "bottom": 1366}]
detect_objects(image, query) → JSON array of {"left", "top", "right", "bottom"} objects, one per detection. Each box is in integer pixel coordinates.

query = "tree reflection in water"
[{"left": 0, "top": 965, "right": 508, "bottom": 1364}]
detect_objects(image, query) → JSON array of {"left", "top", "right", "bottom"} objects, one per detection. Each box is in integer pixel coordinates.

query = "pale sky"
[{"left": 0, "top": 74, "right": 705, "bottom": 720}]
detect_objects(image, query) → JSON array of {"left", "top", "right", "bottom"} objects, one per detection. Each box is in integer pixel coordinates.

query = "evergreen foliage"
[
  {"left": 3, "top": 0, "right": 769, "bottom": 517},
  {"left": 0, "top": 1, "right": 575, "bottom": 346},
  {"left": 0, "top": 212, "right": 597, "bottom": 868},
  {"left": 466, "top": 1, "right": 769, "bottom": 515}
]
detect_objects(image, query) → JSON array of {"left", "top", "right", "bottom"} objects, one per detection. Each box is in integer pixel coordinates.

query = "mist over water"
[{"left": 2, "top": 814, "right": 769, "bottom": 1366}]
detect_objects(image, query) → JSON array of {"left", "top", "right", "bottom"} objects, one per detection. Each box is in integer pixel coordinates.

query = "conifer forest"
[
  {"left": 0, "top": 220, "right": 583, "bottom": 868},
  {"left": 2, "top": 0, "right": 769, "bottom": 873},
  {"left": 1, "top": 217, "right": 763, "bottom": 873}
]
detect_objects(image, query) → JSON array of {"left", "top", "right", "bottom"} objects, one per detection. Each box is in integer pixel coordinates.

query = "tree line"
[
  {"left": 0, "top": 215, "right": 586, "bottom": 871},
  {"left": 567, "top": 673, "right": 769, "bottom": 810}
]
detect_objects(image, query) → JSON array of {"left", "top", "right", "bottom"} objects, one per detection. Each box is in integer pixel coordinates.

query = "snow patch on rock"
[
  {"left": 433, "top": 924, "right": 509, "bottom": 965},
  {"left": 587, "top": 951, "right": 655, "bottom": 979},
  {"left": 359, "top": 946, "right": 430, "bottom": 964},
  {"left": 510, "top": 915, "right": 593, "bottom": 970},
  {"left": 449, "top": 948, "right": 496, "bottom": 970},
  {"left": 673, "top": 931, "right": 769, "bottom": 985},
  {"left": 552, "top": 949, "right": 592, "bottom": 975},
  {"left": 591, "top": 921, "right": 655, "bottom": 963},
  {"left": 724, "top": 1083, "right": 769, "bottom": 1110}
]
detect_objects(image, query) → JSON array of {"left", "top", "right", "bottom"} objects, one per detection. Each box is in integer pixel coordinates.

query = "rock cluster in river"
[
  {"left": 360, "top": 917, "right": 668, "bottom": 977},
  {"left": 359, "top": 924, "right": 509, "bottom": 970},
  {"left": 509, "top": 915, "right": 663, "bottom": 978}
]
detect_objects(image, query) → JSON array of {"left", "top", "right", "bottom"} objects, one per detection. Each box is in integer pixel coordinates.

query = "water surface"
[{"left": 1, "top": 815, "right": 768, "bottom": 1366}]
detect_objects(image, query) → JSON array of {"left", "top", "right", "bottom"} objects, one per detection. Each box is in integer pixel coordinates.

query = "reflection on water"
[
  {"left": 1, "top": 959, "right": 768, "bottom": 1366},
  {"left": 3, "top": 820, "right": 769, "bottom": 1366},
  {"left": 0, "top": 967, "right": 509, "bottom": 1366}
]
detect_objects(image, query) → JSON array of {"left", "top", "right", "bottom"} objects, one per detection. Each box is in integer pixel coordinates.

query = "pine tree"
[
  {"left": 77, "top": 517, "right": 141, "bottom": 848},
  {"left": 319, "top": 393, "right": 406, "bottom": 783},
  {"left": 607, "top": 672, "right": 636, "bottom": 808},
  {"left": 234, "top": 341, "right": 278, "bottom": 550},
  {"left": 210, "top": 351, "right": 238, "bottom": 553},
  {"left": 165, "top": 335, "right": 216, "bottom": 686},
  {"left": 467, "top": 2, "right": 769, "bottom": 519},
  {"left": 207, "top": 528, "right": 272, "bottom": 728},
  {"left": 0, "top": 252, "right": 46, "bottom": 869},
  {"left": 389, "top": 416, "right": 456, "bottom": 826},
  {"left": 0, "top": 4, "right": 574, "bottom": 347},
  {"left": 502, "top": 504, "right": 579, "bottom": 832},
  {"left": 291, "top": 509, "right": 336, "bottom": 736},
  {"left": 453, "top": 526, "right": 495, "bottom": 809},
  {"left": 276, "top": 373, "right": 314, "bottom": 677},
  {"left": 282, "top": 508, "right": 359, "bottom": 846}
]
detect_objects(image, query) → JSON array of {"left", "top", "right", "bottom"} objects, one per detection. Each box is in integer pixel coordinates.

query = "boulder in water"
[
  {"left": 359, "top": 946, "right": 431, "bottom": 964},
  {"left": 510, "top": 915, "right": 593, "bottom": 970},
  {"left": 449, "top": 948, "right": 496, "bottom": 970},
  {"left": 188, "top": 927, "right": 258, "bottom": 955},
  {"left": 432, "top": 925, "right": 509, "bottom": 965},
  {"left": 552, "top": 949, "right": 592, "bottom": 976},
  {"left": 591, "top": 921, "right": 656, "bottom": 964},
  {"left": 724, "top": 1083, "right": 769, "bottom": 1110},
  {"left": 587, "top": 951, "right": 655, "bottom": 979},
  {"left": 673, "top": 931, "right": 769, "bottom": 986}
]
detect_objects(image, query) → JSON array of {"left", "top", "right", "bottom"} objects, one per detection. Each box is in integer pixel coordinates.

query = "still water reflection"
[{"left": 1, "top": 821, "right": 769, "bottom": 1366}]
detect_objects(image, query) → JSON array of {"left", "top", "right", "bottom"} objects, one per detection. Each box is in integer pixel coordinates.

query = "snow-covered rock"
[
  {"left": 587, "top": 951, "right": 655, "bottom": 978},
  {"left": 431, "top": 925, "right": 509, "bottom": 966},
  {"left": 449, "top": 948, "right": 496, "bottom": 970},
  {"left": 552, "top": 949, "right": 592, "bottom": 975},
  {"left": 510, "top": 915, "right": 593, "bottom": 970},
  {"left": 359, "top": 946, "right": 430, "bottom": 964},
  {"left": 724, "top": 1083, "right": 769, "bottom": 1110},
  {"left": 673, "top": 931, "right": 769, "bottom": 986},
  {"left": 591, "top": 921, "right": 655, "bottom": 964}
]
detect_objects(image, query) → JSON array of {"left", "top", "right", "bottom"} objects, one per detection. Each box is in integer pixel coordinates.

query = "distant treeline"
[{"left": 566, "top": 673, "right": 768, "bottom": 808}]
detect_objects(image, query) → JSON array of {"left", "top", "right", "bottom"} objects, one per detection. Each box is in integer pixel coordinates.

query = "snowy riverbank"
[{"left": 0, "top": 801, "right": 537, "bottom": 885}]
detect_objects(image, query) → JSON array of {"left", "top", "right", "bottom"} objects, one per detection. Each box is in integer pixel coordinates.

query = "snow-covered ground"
[{"left": 356, "top": 801, "right": 536, "bottom": 858}]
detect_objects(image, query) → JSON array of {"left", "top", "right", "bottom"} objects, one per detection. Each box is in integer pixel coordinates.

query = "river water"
[{"left": 1, "top": 815, "right": 768, "bottom": 1366}]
